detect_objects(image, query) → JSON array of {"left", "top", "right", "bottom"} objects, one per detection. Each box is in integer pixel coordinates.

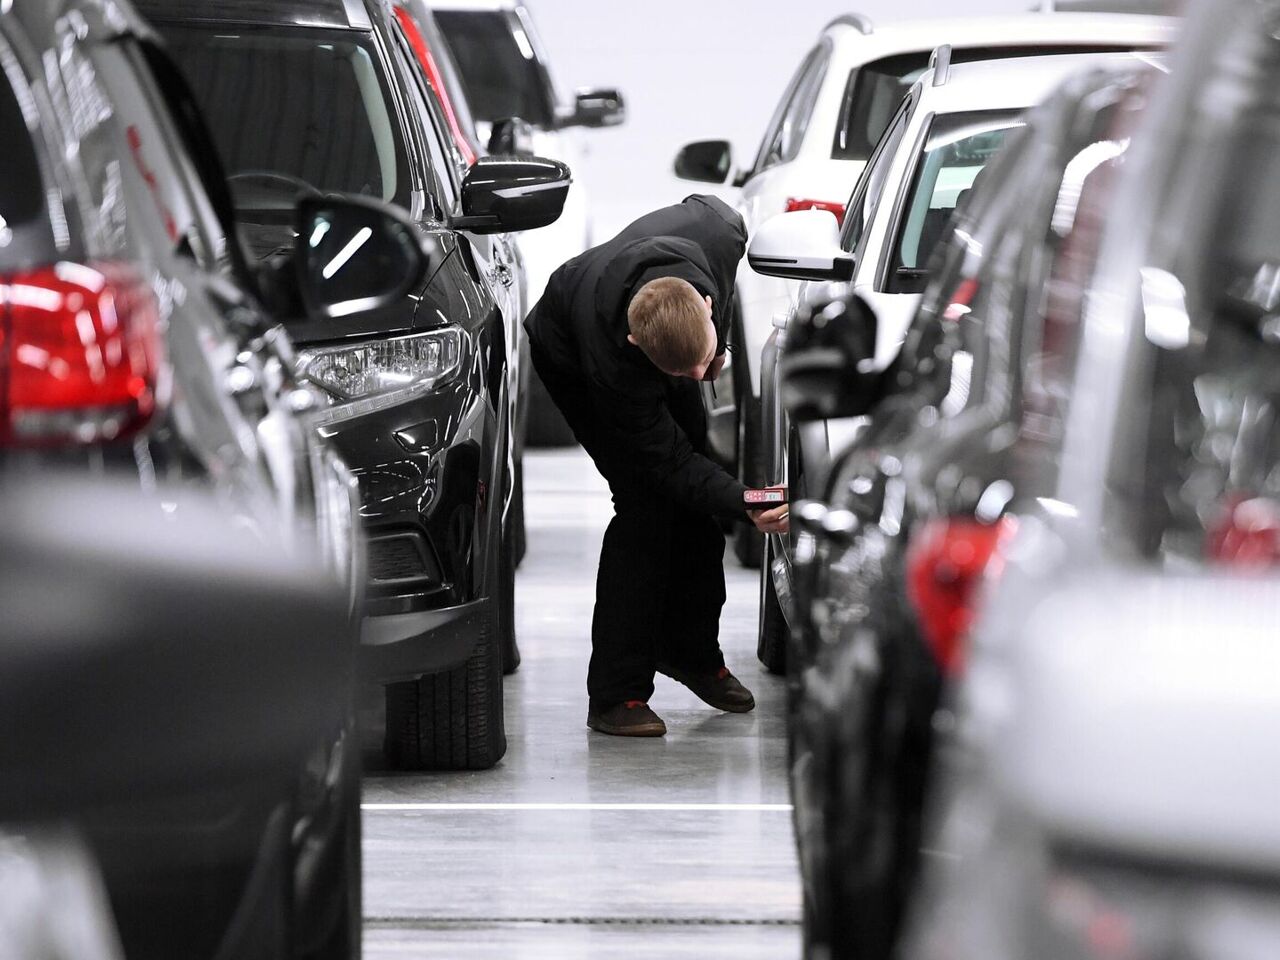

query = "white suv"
[{"left": 675, "top": 12, "right": 1172, "bottom": 563}]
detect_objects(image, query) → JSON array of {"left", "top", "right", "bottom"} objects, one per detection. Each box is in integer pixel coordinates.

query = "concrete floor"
[{"left": 362, "top": 449, "right": 802, "bottom": 958}]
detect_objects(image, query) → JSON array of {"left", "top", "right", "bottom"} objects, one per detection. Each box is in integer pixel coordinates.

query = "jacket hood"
[{"left": 593, "top": 236, "right": 719, "bottom": 349}]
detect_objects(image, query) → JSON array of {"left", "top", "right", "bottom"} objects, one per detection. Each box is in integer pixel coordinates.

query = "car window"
[
  {"left": 839, "top": 92, "right": 913, "bottom": 258},
  {"left": 831, "top": 53, "right": 929, "bottom": 163},
  {"left": 435, "top": 9, "right": 555, "bottom": 128},
  {"left": 886, "top": 110, "right": 1023, "bottom": 294},
  {"left": 156, "top": 24, "right": 411, "bottom": 214},
  {"left": 0, "top": 43, "right": 59, "bottom": 271},
  {"left": 387, "top": 16, "right": 461, "bottom": 212},
  {"left": 749, "top": 44, "right": 821, "bottom": 178},
  {"left": 1103, "top": 67, "right": 1280, "bottom": 564},
  {"left": 760, "top": 39, "right": 831, "bottom": 172}
]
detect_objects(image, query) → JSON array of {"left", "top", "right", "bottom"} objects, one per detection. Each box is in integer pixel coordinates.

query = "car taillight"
[
  {"left": 0, "top": 262, "right": 163, "bottom": 446},
  {"left": 394, "top": 7, "right": 478, "bottom": 167},
  {"left": 905, "top": 516, "right": 1015, "bottom": 676},
  {"left": 1206, "top": 493, "right": 1280, "bottom": 568},
  {"left": 943, "top": 277, "right": 980, "bottom": 322},
  {"left": 785, "top": 197, "right": 846, "bottom": 226}
]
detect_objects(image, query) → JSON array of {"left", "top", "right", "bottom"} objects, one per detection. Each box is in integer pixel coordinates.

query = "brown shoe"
[
  {"left": 587, "top": 700, "right": 667, "bottom": 737},
  {"left": 659, "top": 664, "right": 756, "bottom": 713}
]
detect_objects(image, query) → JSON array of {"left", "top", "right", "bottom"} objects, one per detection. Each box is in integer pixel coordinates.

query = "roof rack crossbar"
[
  {"left": 823, "top": 13, "right": 874, "bottom": 35},
  {"left": 929, "top": 44, "right": 953, "bottom": 86}
]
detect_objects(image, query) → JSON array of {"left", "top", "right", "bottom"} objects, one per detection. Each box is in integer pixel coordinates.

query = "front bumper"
[{"left": 360, "top": 598, "right": 488, "bottom": 682}]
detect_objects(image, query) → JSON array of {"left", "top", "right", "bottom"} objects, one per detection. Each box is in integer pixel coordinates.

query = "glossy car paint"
[
  {"left": 782, "top": 62, "right": 1157, "bottom": 960},
  {"left": 0, "top": 0, "right": 364, "bottom": 956}
]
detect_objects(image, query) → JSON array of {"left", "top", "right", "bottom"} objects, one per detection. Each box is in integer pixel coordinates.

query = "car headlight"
[{"left": 298, "top": 327, "right": 465, "bottom": 422}]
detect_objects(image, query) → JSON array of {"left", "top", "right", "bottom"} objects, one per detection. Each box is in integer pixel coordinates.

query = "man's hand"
[
  {"left": 749, "top": 504, "right": 789, "bottom": 534},
  {"left": 701, "top": 352, "right": 727, "bottom": 382}
]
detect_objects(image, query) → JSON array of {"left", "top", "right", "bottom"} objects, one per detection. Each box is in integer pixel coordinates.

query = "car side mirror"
[
  {"left": 748, "top": 210, "right": 856, "bottom": 283},
  {"left": 488, "top": 116, "right": 536, "bottom": 157},
  {"left": 674, "top": 140, "right": 733, "bottom": 184},
  {"left": 0, "top": 477, "right": 350, "bottom": 820},
  {"left": 567, "top": 87, "right": 626, "bottom": 128},
  {"left": 454, "top": 155, "right": 572, "bottom": 234},
  {"left": 295, "top": 194, "right": 429, "bottom": 320},
  {"left": 781, "top": 287, "right": 881, "bottom": 421}
]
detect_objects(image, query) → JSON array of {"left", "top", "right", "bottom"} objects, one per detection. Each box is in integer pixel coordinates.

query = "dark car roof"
[{"left": 130, "top": 0, "right": 372, "bottom": 29}]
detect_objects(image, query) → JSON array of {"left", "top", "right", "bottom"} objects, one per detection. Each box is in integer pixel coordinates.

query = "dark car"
[
  {"left": 777, "top": 63, "right": 1156, "bottom": 960},
  {"left": 134, "top": 0, "right": 571, "bottom": 770},
  {"left": 0, "top": 0, "right": 439, "bottom": 953}
]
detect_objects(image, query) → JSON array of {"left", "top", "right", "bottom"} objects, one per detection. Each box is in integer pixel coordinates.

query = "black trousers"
[{"left": 529, "top": 340, "right": 728, "bottom": 710}]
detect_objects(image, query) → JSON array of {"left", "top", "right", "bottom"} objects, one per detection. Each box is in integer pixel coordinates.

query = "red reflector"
[
  {"left": 785, "top": 197, "right": 846, "bottom": 226},
  {"left": 394, "top": 7, "right": 478, "bottom": 167},
  {"left": 1207, "top": 494, "right": 1280, "bottom": 568},
  {"left": 905, "top": 516, "right": 1015, "bottom": 676},
  {"left": 0, "top": 262, "right": 163, "bottom": 446}
]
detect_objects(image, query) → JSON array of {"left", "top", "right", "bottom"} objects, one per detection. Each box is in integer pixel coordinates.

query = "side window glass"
[
  {"left": 750, "top": 46, "right": 819, "bottom": 177},
  {"left": 0, "top": 40, "right": 63, "bottom": 271},
  {"left": 388, "top": 23, "right": 460, "bottom": 213},
  {"left": 840, "top": 95, "right": 911, "bottom": 257},
  {"left": 59, "top": 30, "right": 212, "bottom": 264},
  {"left": 831, "top": 53, "right": 929, "bottom": 162},
  {"left": 774, "top": 42, "right": 830, "bottom": 166}
]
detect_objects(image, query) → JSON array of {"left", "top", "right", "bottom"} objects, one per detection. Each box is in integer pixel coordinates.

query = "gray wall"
[{"left": 527, "top": 0, "right": 1030, "bottom": 238}]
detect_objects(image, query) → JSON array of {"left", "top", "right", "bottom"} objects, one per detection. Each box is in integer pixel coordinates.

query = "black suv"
[{"left": 137, "top": 0, "right": 571, "bottom": 770}]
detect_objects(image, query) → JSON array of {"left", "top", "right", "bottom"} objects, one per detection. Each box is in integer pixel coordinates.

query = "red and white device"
[{"left": 744, "top": 487, "right": 789, "bottom": 508}]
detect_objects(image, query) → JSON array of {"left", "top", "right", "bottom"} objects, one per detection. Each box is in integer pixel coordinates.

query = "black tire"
[
  {"left": 512, "top": 456, "right": 527, "bottom": 568},
  {"left": 500, "top": 516, "right": 521, "bottom": 676},
  {"left": 757, "top": 537, "right": 788, "bottom": 675},
  {"left": 299, "top": 723, "right": 362, "bottom": 960},
  {"left": 382, "top": 607, "right": 506, "bottom": 771},
  {"left": 732, "top": 386, "right": 764, "bottom": 569},
  {"left": 526, "top": 366, "right": 577, "bottom": 447}
]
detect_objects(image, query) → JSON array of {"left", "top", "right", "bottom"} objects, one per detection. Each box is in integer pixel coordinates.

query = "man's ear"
[
  {"left": 626, "top": 333, "right": 638, "bottom": 347},
  {"left": 704, "top": 295, "right": 713, "bottom": 311}
]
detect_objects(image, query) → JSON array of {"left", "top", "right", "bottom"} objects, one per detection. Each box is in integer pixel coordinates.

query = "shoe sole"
[{"left": 586, "top": 718, "right": 667, "bottom": 737}]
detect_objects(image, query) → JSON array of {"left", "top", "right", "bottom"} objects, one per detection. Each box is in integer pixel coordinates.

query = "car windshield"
[
  {"left": 155, "top": 24, "right": 410, "bottom": 223},
  {"left": 435, "top": 9, "right": 555, "bottom": 128},
  {"left": 887, "top": 110, "right": 1023, "bottom": 292}
]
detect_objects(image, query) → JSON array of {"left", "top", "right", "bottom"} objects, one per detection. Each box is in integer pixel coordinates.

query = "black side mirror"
[
  {"left": 0, "top": 477, "right": 350, "bottom": 819},
  {"left": 295, "top": 195, "right": 429, "bottom": 320},
  {"left": 674, "top": 140, "right": 733, "bottom": 184},
  {"left": 781, "top": 288, "right": 881, "bottom": 421},
  {"left": 567, "top": 87, "right": 626, "bottom": 128},
  {"left": 454, "top": 156, "right": 571, "bottom": 234},
  {"left": 488, "top": 116, "right": 536, "bottom": 157}
]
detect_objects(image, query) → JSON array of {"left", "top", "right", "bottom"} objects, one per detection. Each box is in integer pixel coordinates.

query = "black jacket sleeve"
[{"left": 587, "top": 375, "right": 748, "bottom": 517}]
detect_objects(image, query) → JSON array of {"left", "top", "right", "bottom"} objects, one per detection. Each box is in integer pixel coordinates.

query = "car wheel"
[
  {"left": 382, "top": 605, "right": 507, "bottom": 771},
  {"left": 526, "top": 367, "right": 576, "bottom": 447},
  {"left": 298, "top": 723, "right": 362, "bottom": 960},
  {"left": 512, "top": 455, "right": 527, "bottom": 568},
  {"left": 732, "top": 330, "right": 764, "bottom": 569},
  {"left": 757, "top": 536, "right": 788, "bottom": 675}
]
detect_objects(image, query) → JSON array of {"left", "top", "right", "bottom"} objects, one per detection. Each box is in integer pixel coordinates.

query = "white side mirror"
[{"left": 748, "top": 210, "right": 855, "bottom": 283}]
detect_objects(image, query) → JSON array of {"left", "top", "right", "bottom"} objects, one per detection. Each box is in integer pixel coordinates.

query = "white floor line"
[{"left": 361, "top": 802, "right": 793, "bottom": 812}]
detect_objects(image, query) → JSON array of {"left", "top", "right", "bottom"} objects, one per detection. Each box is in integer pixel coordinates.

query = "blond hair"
[{"left": 627, "top": 278, "right": 708, "bottom": 372}]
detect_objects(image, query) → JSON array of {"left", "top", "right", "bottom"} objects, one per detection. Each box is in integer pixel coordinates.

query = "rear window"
[
  {"left": 154, "top": 24, "right": 410, "bottom": 218},
  {"left": 435, "top": 9, "right": 554, "bottom": 128},
  {"left": 0, "top": 64, "right": 56, "bottom": 270}
]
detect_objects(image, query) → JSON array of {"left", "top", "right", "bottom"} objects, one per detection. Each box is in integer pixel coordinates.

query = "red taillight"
[
  {"left": 1207, "top": 494, "right": 1280, "bottom": 568},
  {"left": 0, "top": 262, "right": 163, "bottom": 446},
  {"left": 943, "top": 277, "right": 980, "bottom": 322},
  {"left": 394, "top": 7, "right": 478, "bottom": 167},
  {"left": 905, "top": 516, "right": 1015, "bottom": 676},
  {"left": 785, "top": 197, "right": 846, "bottom": 226}
]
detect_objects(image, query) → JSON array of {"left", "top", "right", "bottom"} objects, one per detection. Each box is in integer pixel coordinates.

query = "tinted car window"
[
  {"left": 156, "top": 25, "right": 411, "bottom": 214},
  {"left": 435, "top": 10, "right": 554, "bottom": 128},
  {"left": 831, "top": 53, "right": 928, "bottom": 162},
  {"left": 0, "top": 53, "right": 56, "bottom": 270},
  {"left": 758, "top": 40, "right": 831, "bottom": 172},
  {"left": 888, "top": 110, "right": 1022, "bottom": 292},
  {"left": 840, "top": 93, "right": 913, "bottom": 257}
]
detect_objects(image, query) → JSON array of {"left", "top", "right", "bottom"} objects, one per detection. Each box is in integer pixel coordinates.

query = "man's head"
[{"left": 626, "top": 277, "right": 717, "bottom": 379}]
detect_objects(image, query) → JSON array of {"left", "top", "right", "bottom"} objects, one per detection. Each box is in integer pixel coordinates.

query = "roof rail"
[
  {"left": 823, "top": 13, "right": 874, "bottom": 35},
  {"left": 929, "top": 44, "right": 953, "bottom": 86}
]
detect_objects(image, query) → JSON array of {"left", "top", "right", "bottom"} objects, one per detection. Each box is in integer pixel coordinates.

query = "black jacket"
[{"left": 525, "top": 195, "right": 748, "bottom": 516}]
